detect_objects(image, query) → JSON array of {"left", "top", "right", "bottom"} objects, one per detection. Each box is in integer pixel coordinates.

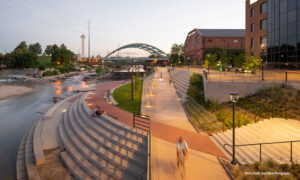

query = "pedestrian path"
[
  {"left": 145, "top": 68, "right": 196, "bottom": 132},
  {"left": 152, "top": 137, "right": 230, "bottom": 180},
  {"left": 86, "top": 80, "right": 227, "bottom": 159}
]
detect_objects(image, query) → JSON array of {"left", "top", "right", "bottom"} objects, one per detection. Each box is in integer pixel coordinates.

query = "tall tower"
[{"left": 80, "top": 34, "right": 86, "bottom": 59}]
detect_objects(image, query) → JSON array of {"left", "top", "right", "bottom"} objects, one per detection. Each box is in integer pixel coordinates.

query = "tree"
[
  {"left": 51, "top": 44, "right": 75, "bottom": 64},
  {"left": 171, "top": 43, "right": 184, "bottom": 55},
  {"left": 170, "top": 43, "right": 185, "bottom": 66},
  {"left": 243, "top": 56, "right": 262, "bottom": 71},
  {"left": 14, "top": 41, "right": 28, "bottom": 52},
  {"left": 29, "top": 43, "right": 42, "bottom": 55}
]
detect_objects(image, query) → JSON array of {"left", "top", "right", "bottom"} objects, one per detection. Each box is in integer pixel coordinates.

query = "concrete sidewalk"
[
  {"left": 145, "top": 68, "right": 196, "bottom": 132},
  {"left": 152, "top": 137, "right": 230, "bottom": 180}
]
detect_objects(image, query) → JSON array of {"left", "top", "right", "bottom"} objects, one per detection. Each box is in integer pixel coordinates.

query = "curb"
[{"left": 109, "top": 81, "right": 128, "bottom": 105}]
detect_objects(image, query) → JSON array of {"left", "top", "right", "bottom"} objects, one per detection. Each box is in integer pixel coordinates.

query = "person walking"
[{"left": 169, "top": 77, "right": 172, "bottom": 85}]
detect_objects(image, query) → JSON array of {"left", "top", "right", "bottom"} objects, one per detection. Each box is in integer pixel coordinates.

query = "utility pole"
[{"left": 88, "top": 20, "right": 91, "bottom": 63}]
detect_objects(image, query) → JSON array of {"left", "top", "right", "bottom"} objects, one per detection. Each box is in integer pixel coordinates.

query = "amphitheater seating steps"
[
  {"left": 169, "top": 69, "right": 191, "bottom": 101},
  {"left": 59, "top": 94, "right": 148, "bottom": 180},
  {"left": 211, "top": 118, "right": 300, "bottom": 165}
]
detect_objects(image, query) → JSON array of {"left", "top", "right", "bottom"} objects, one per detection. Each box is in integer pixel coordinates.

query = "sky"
[{"left": 0, "top": 0, "right": 245, "bottom": 57}]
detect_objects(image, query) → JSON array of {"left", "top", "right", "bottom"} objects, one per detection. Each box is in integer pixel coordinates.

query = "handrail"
[
  {"left": 224, "top": 140, "right": 300, "bottom": 162},
  {"left": 133, "top": 114, "right": 151, "bottom": 180}
]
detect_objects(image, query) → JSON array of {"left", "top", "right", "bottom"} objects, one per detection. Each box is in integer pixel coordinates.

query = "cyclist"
[{"left": 177, "top": 137, "right": 189, "bottom": 168}]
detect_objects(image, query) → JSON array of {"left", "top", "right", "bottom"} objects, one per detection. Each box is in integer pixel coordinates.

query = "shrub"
[
  {"left": 42, "top": 70, "right": 59, "bottom": 76},
  {"left": 38, "top": 64, "right": 46, "bottom": 70}
]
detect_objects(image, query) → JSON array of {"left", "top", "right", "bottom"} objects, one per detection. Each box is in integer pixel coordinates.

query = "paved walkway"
[
  {"left": 144, "top": 68, "right": 196, "bottom": 132},
  {"left": 86, "top": 80, "right": 227, "bottom": 159},
  {"left": 86, "top": 79, "right": 229, "bottom": 179},
  {"left": 152, "top": 137, "right": 229, "bottom": 180}
]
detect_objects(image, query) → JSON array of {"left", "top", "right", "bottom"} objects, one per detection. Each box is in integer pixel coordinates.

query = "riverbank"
[{"left": 0, "top": 85, "right": 34, "bottom": 100}]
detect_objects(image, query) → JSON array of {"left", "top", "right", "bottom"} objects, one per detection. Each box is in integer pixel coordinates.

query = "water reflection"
[{"left": 51, "top": 75, "right": 90, "bottom": 97}]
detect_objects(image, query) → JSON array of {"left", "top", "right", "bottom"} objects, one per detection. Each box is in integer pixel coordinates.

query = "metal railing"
[
  {"left": 204, "top": 69, "right": 300, "bottom": 83},
  {"left": 133, "top": 114, "right": 151, "bottom": 180},
  {"left": 224, "top": 140, "right": 300, "bottom": 163}
]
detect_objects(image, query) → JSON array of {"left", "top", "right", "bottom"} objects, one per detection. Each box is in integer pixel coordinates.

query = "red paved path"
[{"left": 86, "top": 81, "right": 227, "bottom": 159}]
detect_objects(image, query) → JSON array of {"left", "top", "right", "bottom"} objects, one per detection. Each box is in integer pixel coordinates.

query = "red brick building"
[
  {"left": 184, "top": 29, "right": 245, "bottom": 64},
  {"left": 245, "top": 0, "right": 268, "bottom": 58}
]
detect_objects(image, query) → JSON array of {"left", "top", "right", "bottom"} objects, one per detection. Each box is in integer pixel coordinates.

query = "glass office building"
[{"left": 267, "top": 0, "right": 300, "bottom": 69}]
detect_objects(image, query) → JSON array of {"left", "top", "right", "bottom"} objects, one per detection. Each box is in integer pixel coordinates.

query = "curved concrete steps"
[{"left": 59, "top": 94, "right": 148, "bottom": 180}]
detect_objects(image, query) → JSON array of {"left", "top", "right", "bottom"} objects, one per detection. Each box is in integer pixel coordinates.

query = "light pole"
[
  {"left": 229, "top": 92, "right": 239, "bottom": 165},
  {"left": 131, "top": 58, "right": 134, "bottom": 101},
  {"left": 261, "top": 44, "right": 266, "bottom": 81}
]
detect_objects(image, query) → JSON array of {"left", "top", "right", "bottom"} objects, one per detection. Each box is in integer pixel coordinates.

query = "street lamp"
[
  {"left": 229, "top": 92, "right": 239, "bottom": 165},
  {"left": 261, "top": 44, "right": 266, "bottom": 81}
]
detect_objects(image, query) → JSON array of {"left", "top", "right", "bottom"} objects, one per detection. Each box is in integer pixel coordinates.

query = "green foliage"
[
  {"left": 42, "top": 70, "right": 59, "bottom": 76},
  {"left": 243, "top": 56, "right": 262, "bottom": 71},
  {"left": 29, "top": 43, "right": 42, "bottom": 55},
  {"left": 188, "top": 74, "right": 205, "bottom": 104},
  {"left": 169, "top": 43, "right": 185, "bottom": 66},
  {"left": 51, "top": 44, "right": 75, "bottom": 64},
  {"left": 238, "top": 85, "right": 300, "bottom": 119},
  {"left": 113, "top": 80, "right": 143, "bottom": 114},
  {"left": 45, "top": 45, "right": 53, "bottom": 56},
  {"left": 58, "top": 64, "right": 77, "bottom": 74},
  {"left": 205, "top": 48, "right": 245, "bottom": 68},
  {"left": 184, "top": 99, "right": 223, "bottom": 134},
  {"left": 192, "top": 60, "right": 197, "bottom": 67},
  {"left": 96, "top": 66, "right": 109, "bottom": 76},
  {"left": 38, "top": 64, "right": 46, "bottom": 70},
  {"left": 215, "top": 107, "right": 249, "bottom": 129}
]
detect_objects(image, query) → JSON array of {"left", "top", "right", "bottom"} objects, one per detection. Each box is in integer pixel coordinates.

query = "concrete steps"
[
  {"left": 211, "top": 118, "right": 300, "bottom": 164},
  {"left": 169, "top": 70, "right": 191, "bottom": 100},
  {"left": 24, "top": 120, "right": 41, "bottom": 180},
  {"left": 59, "top": 93, "right": 148, "bottom": 180}
]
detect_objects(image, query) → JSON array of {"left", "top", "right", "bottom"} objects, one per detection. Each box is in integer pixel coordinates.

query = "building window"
[
  {"left": 251, "top": 23, "right": 255, "bottom": 32},
  {"left": 261, "top": 36, "right": 267, "bottom": 46},
  {"left": 207, "top": 39, "right": 212, "bottom": 43},
  {"left": 260, "top": 2, "right": 267, "bottom": 14},
  {"left": 251, "top": 8, "right": 254, "bottom": 18},
  {"left": 251, "top": 38, "right": 255, "bottom": 48},
  {"left": 260, "top": 19, "right": 267, "bottom": 30}
]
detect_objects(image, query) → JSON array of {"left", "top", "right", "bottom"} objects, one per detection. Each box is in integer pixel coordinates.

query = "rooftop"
[{"left": 196, "top": 29, "right": 245, "bottom": 37}]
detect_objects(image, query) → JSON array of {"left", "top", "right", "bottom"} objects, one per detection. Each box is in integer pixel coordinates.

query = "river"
[{"left": 0, "top": 75, "right": 90, "bottom": 180}]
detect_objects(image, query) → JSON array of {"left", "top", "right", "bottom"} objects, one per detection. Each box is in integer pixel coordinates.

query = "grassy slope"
[
  {"left": 113, "top": 80, "right": 143, "bottom": 114},
  {"left": 238, "top": 85, "right": 300, "bottom": 120}
]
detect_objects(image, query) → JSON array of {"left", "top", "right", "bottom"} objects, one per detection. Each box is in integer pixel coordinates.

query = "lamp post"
[
  {"left": 229, "top": 92, "right": 239, "bottom": 165},
  {"left": 261, "top": 44, "right": 266, "bottom": 81}
]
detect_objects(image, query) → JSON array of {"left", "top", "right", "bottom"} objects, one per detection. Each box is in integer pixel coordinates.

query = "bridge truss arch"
[{"left": 104, "top": 43, "right": 168, "bottom": 60}]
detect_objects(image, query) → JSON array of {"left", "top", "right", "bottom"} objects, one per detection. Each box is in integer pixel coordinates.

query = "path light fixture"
[{"left": 229, "top": 92, "right": 239, "bottom": 165}]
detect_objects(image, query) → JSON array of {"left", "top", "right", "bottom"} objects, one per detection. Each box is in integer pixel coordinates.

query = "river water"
[{"left": 0, "top": 75, "right": 90, "bottom": 180}]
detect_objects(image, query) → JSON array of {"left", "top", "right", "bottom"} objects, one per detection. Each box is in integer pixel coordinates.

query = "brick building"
[
  {"left": 245, "top": 0, "right": 268, "bottom": 58},
  {"left": 184, "top": 29, "right": 245, "bottom": 64}
]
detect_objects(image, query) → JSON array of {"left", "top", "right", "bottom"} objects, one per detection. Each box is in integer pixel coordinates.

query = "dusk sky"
[{"left": 0, "top": 0, "right": 245, "bottom": 57}]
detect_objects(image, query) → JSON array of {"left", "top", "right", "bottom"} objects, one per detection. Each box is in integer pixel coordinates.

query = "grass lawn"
[
  {"left": 38, "top": 56, "right": 51, "bottom": 64},
  {"left": 113, "top": 80, "right": 143, "bottom": 114}
]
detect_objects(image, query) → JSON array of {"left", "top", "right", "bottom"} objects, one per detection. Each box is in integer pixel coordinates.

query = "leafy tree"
[
  {"left": 193, "top": 60, "right": 197, "bottom": 68},
  {"left": 171, "top": 43, "right": 184, "bottom": 54},
  {"left": 51, "top": 44, "right": 75, "bottom": 64},
  {"left": 45, "top": 45, "right": 53, "bottom": 56},
  {"left": 206, "top": 53, "right": 218, "bottom": 66},
  {"left": 29, "top": 43, "right": 42, "bottom": 55},
  {"left": 169, "top": 43, "right": 185, "bottom": 66},
  {"left": 14, "top": 41, "right": 28, "bottom": 52},
  {"left": 243, "top": 56, "right": 262, "bottom": 71}
]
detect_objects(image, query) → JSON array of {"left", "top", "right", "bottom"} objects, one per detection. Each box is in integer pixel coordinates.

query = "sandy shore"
[{"left": 0, "top": 85, "right": 34, "bottom": 100}]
